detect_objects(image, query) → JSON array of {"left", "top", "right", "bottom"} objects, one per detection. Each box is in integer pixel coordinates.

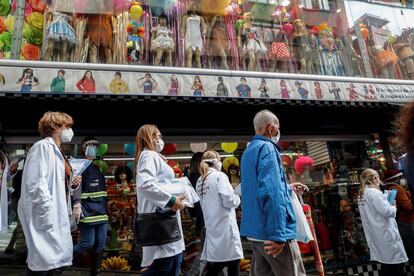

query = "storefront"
[{"left": 0, "top": 0, "right": 413, "bottom": 274}]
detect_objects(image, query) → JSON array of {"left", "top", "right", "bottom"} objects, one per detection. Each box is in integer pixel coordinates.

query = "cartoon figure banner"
[{"left": 0, "top": 65, "right": 413, "bottom": 103}]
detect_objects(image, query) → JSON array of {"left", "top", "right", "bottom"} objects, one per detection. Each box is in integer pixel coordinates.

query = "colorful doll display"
[
  {"left": 280, "top": 80, "right": 290, "bottom": 99},
  {"left": 138, "top": 73, "right": 157, "bottom": 93},
  {"left": 216, "top": 76, "right": 228, "bottom": 97},
  {"left": 76, "top": 70, "right": 96, "bottom": 93},
  {"left": 168, "top": 74, "right": 179, "bottom": 96},
  {"left": 238, "top": 12, "right": 267, "bottom": 71},
  {"left": 235, "top": 77, "right": 251, "bottom": 97},
  {"left": 295, "top": 80, "right": 309, "bottom": 100},
  {"left": 17, "top": 68, "right": 39, "bottom": 92},
  {"left": 109, "top": 71, "right": 129, "bottom": 94},
  {"left": 191, "top": 75, "right": 204, "bottom": 96},
  {"left": 181, "top": 2, "right": 206, "bottom": 68},
  {"left": 50, "top": 69, "right": 66, "bottom": 93},
  {"left": 258, "top": 78, "right": 270, "bottom": 98},
  {"left": 151, "top": 14, "right": 175, "bottom": 66},
  {"left": 126, "top": 20, "right": 144, "bottom": 64}
]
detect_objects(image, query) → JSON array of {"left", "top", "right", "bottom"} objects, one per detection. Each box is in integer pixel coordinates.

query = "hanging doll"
[
  {"left": 181, "top": 2, "right": 206, "bottom": 68},
  {"left": 207, "top": 14, "right": 230, "bottom": 70},
  {"left": 126, "top": 20, "right": 144, "bottom": 64},
  {"left": 150, "top": 14, "right": 175, "bottom": 66},
  {"left": 238, "top": 12, "right": 267, "bottom": 71},
  {"left": 291, "top": 19, "right": 311, "bottom": 74},
  {"left": 44, "top": 0, "right": 76, "bottom": 62}
]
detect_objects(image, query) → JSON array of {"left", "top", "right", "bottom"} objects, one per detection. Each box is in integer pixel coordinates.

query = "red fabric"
[
  {"left": 315, "top": 223, "right": 331, "bottom": 251},
  {"left": 271, "top": 42, "right": 290, "bottom": 58},
  {"left": 76, "top": 79, "right": 96, "bottom": 93}
]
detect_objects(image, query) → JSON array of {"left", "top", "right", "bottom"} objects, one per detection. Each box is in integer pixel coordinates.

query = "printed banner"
[{"left": 0, "top": 66, "right": 413, "bottom": 103}]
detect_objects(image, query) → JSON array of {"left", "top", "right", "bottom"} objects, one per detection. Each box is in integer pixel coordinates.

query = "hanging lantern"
[
  {"left": 221, "top": 142, "right": 238, "bottom": 153},
  {"left": 129, "top": 1, "right": 143, "bottom": 20},
  {"left": 190, "top": 143, "right": 207, "bottom": 153}
]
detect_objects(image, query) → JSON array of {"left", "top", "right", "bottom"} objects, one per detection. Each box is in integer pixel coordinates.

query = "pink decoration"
[
  {"left": 224, "top": 2, "right": 240, "bottom": 70},
  {"left": 282, "top": 23, "right": 294, "bottom": 35},
  {"left": 294, "top": 156, "right": 314, "bottom": 175},
  {"left": 115, "top": 0, "right": 132, "bottom": 11}
]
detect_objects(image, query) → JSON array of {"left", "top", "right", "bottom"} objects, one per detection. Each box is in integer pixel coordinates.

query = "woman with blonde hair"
[
  {"left": 358, "top": 168, "right": 407, "bottom": 276},
  {"left": 196, "top": 150, "right": 243, "bottom": 276},
  {"left": 134, "top": 124, "right": 185, "bottom": 276}
]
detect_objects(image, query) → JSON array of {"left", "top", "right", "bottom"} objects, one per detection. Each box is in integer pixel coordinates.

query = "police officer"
[{"left": 73, "top": 137, "right": 108, "bottom": 276}]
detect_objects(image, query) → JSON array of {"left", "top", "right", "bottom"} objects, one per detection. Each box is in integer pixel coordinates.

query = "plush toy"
[{"left": 126, "top": 20, "right": 144, "bottom": 63}]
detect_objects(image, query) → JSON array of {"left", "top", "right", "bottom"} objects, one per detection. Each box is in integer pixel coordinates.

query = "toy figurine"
[{"left": 126, "top": 20, "right": 144, "bottom": 64}]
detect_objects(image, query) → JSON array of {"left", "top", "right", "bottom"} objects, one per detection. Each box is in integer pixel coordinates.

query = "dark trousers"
[
  {"left": 26, "top": 267, "right": 64, "bottom": 276},
  {"left": 143, "top": 253, "right": 183, "bottom": 276},
  {"left": 206, "top": 259, "right": 240, "bottom": 276},
  {"left": 379, "top": 262, "right": 404, "bottom": 276}
]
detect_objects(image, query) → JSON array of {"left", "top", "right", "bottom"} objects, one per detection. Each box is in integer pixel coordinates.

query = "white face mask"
[
  {"left": 155, "top": 139, "right": 164, "bottom": 153},
  {"left": 271, "top": 130, "right": 281, "bottom": 144},
  {"left": 61, "top": 128, "right": 74, "bottom": 143}
]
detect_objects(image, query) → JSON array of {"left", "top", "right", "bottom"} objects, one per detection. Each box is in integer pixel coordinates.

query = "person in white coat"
[
  {"left": 196, "top": 150, "right": 243, "bottom": 276},
  {"left": 135, "top": 124, "right": 185, "bottom": 276},
  {"left": 18, "top": 112, "right": 81, "bottom": 275},
  {"left": 358, "top": 169, "right": 408, "bottom": 276}
]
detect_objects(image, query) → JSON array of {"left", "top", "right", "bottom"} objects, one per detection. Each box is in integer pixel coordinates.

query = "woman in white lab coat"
[
  {"left": 196, "top": 150, "right": 243, "bottom": 276},
  {"left": 18, "top": 112, "right": 81, "bottom": 275},
  {"left": 135, "top": 124, "right": 185, "bottom": 276},
  {"left": 358, "top": 169, "right": 408, "bottom": 276}
]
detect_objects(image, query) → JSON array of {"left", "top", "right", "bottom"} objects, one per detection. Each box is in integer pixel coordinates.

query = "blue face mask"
[{"left": 85, "top": 145, "right": 97, "bottom": 159}]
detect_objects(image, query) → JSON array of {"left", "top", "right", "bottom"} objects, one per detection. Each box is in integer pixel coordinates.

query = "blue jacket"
[{"left": 240, "top": 135, "right": 296, "bottom": 242}]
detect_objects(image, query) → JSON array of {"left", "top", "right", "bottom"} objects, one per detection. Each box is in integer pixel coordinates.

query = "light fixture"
[
  {"left": 336, "top": 8, "right": 341, "bottom": 13},
  {"left": 281, "top": 0, "right": 290, "bottom": 7}
]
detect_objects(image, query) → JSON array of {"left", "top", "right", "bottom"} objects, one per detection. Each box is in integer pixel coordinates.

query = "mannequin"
[
  {"left": 238, "top": 12, "right": 267, "bottom": 71},
  {"left": 151, "top": 14, "right": 175, "bottom": 66},
  {"left": 207, "top": 14, "right": 229, "bottom": 70},
  {"left": 392, "top": 36, "right": 414, "bottom": 80},
  {"left": 319, "top": 28, "right": 344, "bottom": 76},
  {"left": 181, "top": 3, "right": 206, "bottom": 68},
  {"left": 227, "top": 164, "right": 240, "bottom": 189},
  {"left": 44, "top": 1, "right": 76, "bottom": 61},
  {"left": 269, "top": 12, "right": 291, "bottom": 73},
  {"left": 366, "top": 33, "right": 398, "bottom": 79},
  {"left": 126, "top": 20, "right": 144, "bottom": 64},
  {"left": 291, "top": 19, "right": 310, "bottom": 74}
]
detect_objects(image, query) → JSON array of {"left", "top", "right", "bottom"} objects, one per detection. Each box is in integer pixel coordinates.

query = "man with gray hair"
[{"left": 241, "top": 109, "right": 305, "bottom": 275}]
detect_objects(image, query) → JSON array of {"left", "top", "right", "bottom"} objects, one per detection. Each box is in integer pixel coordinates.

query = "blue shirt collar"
[{"left": 253, "top": 134, "right": 281, "bottom": 151}]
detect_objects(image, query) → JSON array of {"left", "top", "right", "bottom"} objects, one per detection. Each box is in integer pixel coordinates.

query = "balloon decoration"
[
  {"left": 223, "top": 156, "right": 240, "bottom": 172},
  {"left": 129, "top": 1, "right": 143, "bottom": 20},
  {"left": 126, "top": 161, "right": 135, "bottom": 174},
  {"left": 221, "top": 142, "right": 238, "bottom": 153},
  {"left": 162, "top": 143, "right": 177, "bottom": 155},
  {"left": 124, "top": 143, "right": 136, "bottom": 156},
  {"left": 96, "top": 144, "right": 108, "bottom": 156},
  {"left": 190, "top": 143, "right": 207, "bottom": 153},
  {"left": 94, "top": 160, "right": 109, "bottom": 174}
]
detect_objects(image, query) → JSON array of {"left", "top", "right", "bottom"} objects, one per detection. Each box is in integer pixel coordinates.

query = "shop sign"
[{"left": 0, "top": 65, "right": 413, "bottom": 103}]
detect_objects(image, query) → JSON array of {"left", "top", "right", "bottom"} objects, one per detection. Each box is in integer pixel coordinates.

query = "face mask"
[
  {"left": 399, "top": 179, "right": 406, "bottom": 186},
  {"left": 156, "top": 139, "right": 164, "bottom": 153},
  {"left": 61, "top": 128, "right": 74, "bottom": 143},
  {"left": 85, "top": 145, "right": 97, "bottom": 159},
  {"left": 271, "top": 130, "right": 281, "bottom": 144}
]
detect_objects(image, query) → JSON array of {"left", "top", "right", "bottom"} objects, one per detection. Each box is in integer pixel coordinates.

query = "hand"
[
  {"left": 71, "top": 176, "right": 82, "bottom": 189},
  {"left": 171, "top": 195, "right": 185, "bottom": 212},
  {"left": 264, "top": 241, "right": 285, "bottom": 258},
  {"left": 73, "top": 203, "right": 81, "bottom": 224},
  {"left": 291, "top": 182, "right": 309, "bottom": 194},
  {"left": 8, "top": 163, "right": 18, "bottom": 174}
]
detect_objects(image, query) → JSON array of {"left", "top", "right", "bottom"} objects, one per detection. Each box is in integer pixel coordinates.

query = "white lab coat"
[
  {"left": 0, "top": 150, "right": 9, "bottom": 233},
  {"left": 358, "top": 187, "right": 408, "bottom": 264},
  {"left": 18, "top": 137, "right": 73, "bottom": 271},
  {"left": 136, "top": 150, "right": 185, "bottom": 267},
  {"left": 196, "top": 168, "right": 243, "bottom": 262}
]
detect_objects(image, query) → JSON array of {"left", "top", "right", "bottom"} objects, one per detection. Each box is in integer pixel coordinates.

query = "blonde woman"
[
  {"left": 196, "top": 150, "right": 243, "bottom": 276},
  {"left": 358, "top": 169, "right": 408, "bottom": 276},
  {"left": 135, "top": 124, "right": 185, "bottom": 276}
]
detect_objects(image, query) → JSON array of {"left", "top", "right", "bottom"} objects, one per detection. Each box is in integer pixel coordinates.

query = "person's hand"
[
  {"left": 73, "top": 203, "right": 82, "bottom": 224},
  {"left": 291, "top": 182, "right": 309, "bottom": 194},
  {"left": 71, "top": 176, "right": 82, "bottom": 189},
  {"left": 264, "top": 241, "right": 285, "bottom": 258},
  {"left": 8, "top": 163, "right": 18, "bottom": 174},
  {"left": 171, "top": 195, "right": 185, "bottom": 212}
]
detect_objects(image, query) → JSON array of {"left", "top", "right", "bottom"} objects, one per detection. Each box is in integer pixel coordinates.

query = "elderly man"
[{"left": 241, "top": 109, "right": 305, "bottom": 276}]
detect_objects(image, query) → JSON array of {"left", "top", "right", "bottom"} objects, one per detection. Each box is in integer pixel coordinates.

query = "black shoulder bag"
[{"left": 134, "top": 209, "right": 181, "bottom": 247}]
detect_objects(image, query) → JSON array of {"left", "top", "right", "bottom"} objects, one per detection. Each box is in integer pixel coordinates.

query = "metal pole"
[
  {"left": 10, "top": 0, "right": 26, "bottom": 59},
  {"left": 354, "top": 21, "right": 373, "bottom": 78}
]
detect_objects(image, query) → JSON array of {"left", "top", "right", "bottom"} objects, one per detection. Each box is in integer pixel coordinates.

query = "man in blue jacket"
[{"left": 241, "top": 109, "right": 305, "bottom": 276}]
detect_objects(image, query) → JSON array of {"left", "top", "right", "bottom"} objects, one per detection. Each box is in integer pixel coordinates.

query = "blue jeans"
[
  {"left": 73, "top": 223, "right": 108, "bottom": 253},
  {"left": 143, "top": 253, "right": 183, "bottom": 276}
]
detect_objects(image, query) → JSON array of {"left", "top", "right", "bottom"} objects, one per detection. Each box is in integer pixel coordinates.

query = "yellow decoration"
[
  {"left": 101, "top": 256, "right": 130, "bottom": 271},
  {"left": 221, "top": 142, "right": 238, "bottom": 153},
  {"left": 27, "top": 12, "right": 44, "bottom": 30},
  {"left": 199, "top": 0, "right": 228, "bottom": 15},
  {"left": 5, "top": 16, "right": 14, "bottom": 31},
  {"left": 130, "top": 1, "right": 143, "bottom": 20},
  {"left": 223, "top": 156, "right": 239, "bottom": 172}
]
